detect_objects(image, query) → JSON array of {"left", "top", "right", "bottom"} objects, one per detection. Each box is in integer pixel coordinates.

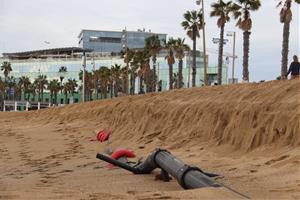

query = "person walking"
[{"left": 286, "top": 55, "right": 300, "bottom": 79}]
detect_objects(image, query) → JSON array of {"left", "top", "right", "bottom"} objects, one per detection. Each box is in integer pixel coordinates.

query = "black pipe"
[
  {"left": 96, "top": 148, "right": 220, "bottom": 189},
  {"left": 96, "top": 153, "right": 138, "bottom": 173},
  {"left": 153, "top": 150, "right": 220, "bottom": 189}
]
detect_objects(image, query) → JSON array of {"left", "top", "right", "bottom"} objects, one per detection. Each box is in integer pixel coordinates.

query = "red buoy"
[
  {"left": 96, "top": 129, "right": 111, "bottom": 142},
  {"left": 107, "top": 149, "right": 136, "bottom": 168}
]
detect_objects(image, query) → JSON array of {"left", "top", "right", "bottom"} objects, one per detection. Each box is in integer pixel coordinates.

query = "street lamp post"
[{"left": 227, "top": 32, "right": 236, "bottom": 83}]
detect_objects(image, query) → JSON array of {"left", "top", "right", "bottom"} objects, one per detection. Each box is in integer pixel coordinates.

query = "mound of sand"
[
  {"left": 34, "top": 79, "right": 300, "bottom": 151},
  {"left": 0, "top": 79, "right": 299, "bottom": 199}
]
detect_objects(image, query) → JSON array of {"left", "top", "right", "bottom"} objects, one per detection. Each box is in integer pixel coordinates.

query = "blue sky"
[{"left": 0, "top": 0, "right": 299, "bottom": 81}]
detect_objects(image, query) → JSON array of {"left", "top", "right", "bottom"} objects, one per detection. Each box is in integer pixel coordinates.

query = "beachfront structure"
[
  {"left": 0, "top": 47, "right": 228, "bottom": 105},
  {"left": 78, "top": 29, "right": 167, "bottom": 53}
]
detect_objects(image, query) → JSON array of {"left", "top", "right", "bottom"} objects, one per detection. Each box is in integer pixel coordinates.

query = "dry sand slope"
[{"left": 0, "top": 79, "right": 299, "bottom": 200}]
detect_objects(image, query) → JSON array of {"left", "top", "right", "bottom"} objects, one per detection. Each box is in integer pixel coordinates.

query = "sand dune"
[{"left": 0, "top": 79, "right": 299, "bottom": 199}]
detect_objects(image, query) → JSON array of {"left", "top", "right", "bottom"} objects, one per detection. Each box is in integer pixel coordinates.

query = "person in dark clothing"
[{"left": 286, "top": 55, "right": 300, "bottom": 79}]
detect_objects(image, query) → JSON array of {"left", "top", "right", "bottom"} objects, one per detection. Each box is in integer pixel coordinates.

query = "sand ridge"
[{"left": 0, "top": 79, "right": 299, "bottom": 199}]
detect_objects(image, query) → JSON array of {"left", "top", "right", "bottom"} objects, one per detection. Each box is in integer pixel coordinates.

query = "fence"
[{"left": 2, "top": 100, "right": 52, "bottom": 112}]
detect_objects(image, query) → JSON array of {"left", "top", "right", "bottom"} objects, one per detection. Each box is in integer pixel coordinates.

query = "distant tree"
[
  {"left": 174, "top": 38, "right": 190, "bottom": 88},
  {"left": 211, "top": 0, "right": 239, "bottom": 85},
  {"left": 145, "top": 35, "right": 162, "bottom": 91},
  {"left": 48, "top": 79, "right": 61, "bottom": 105},
  {"left": 122, "top": 48, "right": 134, "bottom": 95},
  {"left": 164, "top": 38, "right": 176, "bottom": 90},
  {"left": 0, "top": 78, "right": 6, "bottom": 100},
  {"left": 277, "top": 0, "right": 300, "bottom": 78},
  {"left": 34, "top": 75, "right": 48, "bottom": 102},
  {"left": 67, "top": 79, "right": 78, "bottom": 98},
  {"left": 1, "top": 61, "right": 12, "bottom": 83},
  {"left": 111, "top": 64, "right": 122, "bottom": 97},
  {"left": 181, "top": 10, "right": 204, "bottom": 87},
  {"left": 27, "top": 82, "right": 37, "bottom": 101},
  {"left": 98, "top": 67, "right": 111, "bottom": 99},
  {"left": 19, "top": 76, "right": 31, "bottom": 100},
  {"left": 58, "top": 66, "right": 67, "bottom": 95},
  {"left": 138, "top": 50, "right": 151, "bottom": 94},
  {"left": 130, "top": 52, "right": 140, "bottom": 95},
  {"left": 79, "top": 70, "right": 93, "bottom": 101},
  {"left": 7, "top": 76, "right": 16, "bottom": 100},
  {"left": 233, "top": 0, "right": 261, "bottom": 82},
  {"left": 63, "top": 82, "right": 70, "bottom": 104}
]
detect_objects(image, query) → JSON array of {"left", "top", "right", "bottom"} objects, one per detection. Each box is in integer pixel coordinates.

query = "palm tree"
[
  {"left": 58, "top": 66, "right": 67, "bottom": 95},
  {"left": 34, "top": 75, "right": 48, "bottom": 102},
  {"left": 79, "top": 70, "right": 93, "bottom": 101},
  {"left": 111, "top": 64, "right": 122, "bottom": 97},
  {"left": 120, "top": 66, "right": 127, "bottom": 94},
  {"left": 130, "top": 52, "right": 140, "bottom": 95},
  {"left": 68, "top": 79, "right": 77, "bottom": 97},
  {"left": 174, "top": 38, "right": 190, "bottom": 88},
  {"left": 0, "top": 78, "right": 6, "bottom": 101},
  {"left": 138, "top": 50, "right": 151, "bottom": 94},
  {"left": 145, "top": 35, "right": 162, "bottom": 91},
  {"left": 63, "top": 82, "right": 70, "bottom": 104},
  {"left": 211, "top": 0, "right": 239, "bottom": 85},
  {"left": 7, "top": 76, "right": 16, "bottom": 100},
  {"left": 48, "top": 79, "right": 61, "bottom": 105},
  {"left": 1, "top": 61, "right": 12, "bottom": 83},
  {"left": 233, "top": 0, "right": 261, "bottom": 82},
  {"left": 181, "top": 10, "right": 204, "bottom": 87},
  {"left": 278, "top": 0, "right": 300, "bottom": 78},
  {"left": 61, "top": 78, "right": 78, "bottom": 104},
  {"left": 27, "top": 82, "right": 37, "bottom": 101},
  {"left": 165, "top": 38, "right": 176, "bottom": 90},
  {"left": 98, "top": 67, "right": 111, "bottom": 99},
  {"left": 122, "top": 48, "right": 134, "bottom": 95},
  {"left": 19, "top": 76, "right": 31, "bottom": 100},
  {"left": 15, "top": 81, "right": 22, "bottom": 101}
]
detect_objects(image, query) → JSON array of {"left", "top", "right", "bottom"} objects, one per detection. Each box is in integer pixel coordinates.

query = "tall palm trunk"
[
  {"left": 169, "top": 63, "right": 173, "bottom": 90},
  {"left": 27, "top": 93, "right": 30, "bottom": 102},
  {"left": 41, "top": 88, "right": 44, "bottom": 102},
  {"left": 281, "top": 21, "right": 290, "bottom": 79},
  {"left": 38, "top": 88, "right": 41, "bottom": 102},
  {"left": 152, "top": 56, "right": 157, "bottom": 92},
  {"left": 130, "top": 73, "right": 135, "bottom": 95},
  {"left": 114, "top": 81, "right": 119, "bottom": 97},
  {"left": 192, "top": 28, "right": 197, "bottom": 87},
  {"left": 243, "top": 31, "right": 251, "bottom": 81},
  {"left": 139, "top": 74, "right": 144, "bottom": 94},
  {"left": 50, "top": 92, "right": 53, "bottom": 105},
  {"left": 110, "top": 84, "right": 113, "bottom": 98},
  {"left": 178, "top": 59, "right": 183, "bottom": 88},
  {"left": 125, "top": 63, "right": 129, "bottom": 95},
  {"left": 23, "top": 89, "right": 26, "bottom": 101},
  {"left": 217, "top": 25, "right": 225, "bottom": 85},
  {"left": 54, "top": 92, "right": 57, "bottom": 105}
]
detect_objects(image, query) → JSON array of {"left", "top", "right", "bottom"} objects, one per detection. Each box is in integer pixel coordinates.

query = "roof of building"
[
  {"left": 2, "top": 47, "right": 92, "bottom": 60},
  {"left": 78, "top": 29, "right": 167, "bottom": 38}
]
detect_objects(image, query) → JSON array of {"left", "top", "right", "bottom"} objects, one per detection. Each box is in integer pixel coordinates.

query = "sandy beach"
[{"left": 0, "top": 79, "right": 299, "bottom": 200}]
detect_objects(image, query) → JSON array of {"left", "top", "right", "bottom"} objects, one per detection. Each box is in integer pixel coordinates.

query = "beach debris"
[
  {"left": 96, "top": 129, "right": 111, "bottom": 142},
  {"left": 106, "top": 148, "right": 136, "bottom": 168}
]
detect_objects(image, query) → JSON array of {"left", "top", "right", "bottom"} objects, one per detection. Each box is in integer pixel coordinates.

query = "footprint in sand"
[
  {"left": 265, "top": 155, "right": 290, "bottom": 165},
  {"left": 0, "top": 195, "right": 20, "bottom": 199}
]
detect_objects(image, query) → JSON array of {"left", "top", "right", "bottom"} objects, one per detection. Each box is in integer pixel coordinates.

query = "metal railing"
[{"left": 2, "top": 100, "right": 52, "bottom": 112}]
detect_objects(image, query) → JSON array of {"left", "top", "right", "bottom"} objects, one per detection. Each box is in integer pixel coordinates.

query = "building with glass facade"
[
  {"left": 0, "top": 29, "right": 228, "bottom": 106},
  {"left": 0, "top": 48, "right": 227, "bottom": 102},
  {"left": 78, "top": 29, "right": 167, "bottom": 53}
]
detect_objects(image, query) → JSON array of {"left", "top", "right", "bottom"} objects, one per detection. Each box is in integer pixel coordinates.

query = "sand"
[{"left": 0, "top": 79, "right": 299, "bottom": 200}]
